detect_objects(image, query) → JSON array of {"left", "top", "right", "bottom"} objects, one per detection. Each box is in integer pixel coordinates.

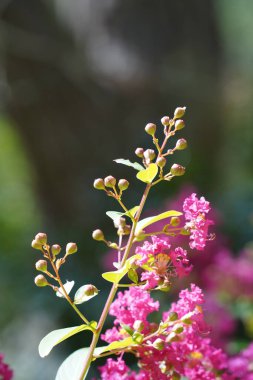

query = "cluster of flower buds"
[
  {"left": 134, "top": 107, "right": 187, "bottom": 181},
  {"left": 31, "top": 232, "right": 78, "bottom": 290},
  {"left": 93, "top": 177, "right": 129, "bottom": 196},
  {"left": 114, "top": 217, "right": 131, "bottom": 236}
]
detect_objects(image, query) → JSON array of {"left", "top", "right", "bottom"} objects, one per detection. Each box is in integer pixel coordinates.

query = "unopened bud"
[
  {"left": 132, "top": 332, "right": 144, "bottom": 344},
  {"left": 172, "top": 372, "right": 181, "bottom": 380},
  {"left": 123, "top": 225, "right": 131, "bottom": 235},
  {"left": 51, "top": 244, "right": 61, "bottom": 256},
  {"left": 108, "top": 242, "right": 118, "bottom": 249},
  {"left": 156, "top": 156, "right": 166, "bottom": 168},
  {"left": 175, "top": 138, "right": 187, "bottom": 150},
  {"left": 175, "top": 119, "right": 185, "bottom": 131},
  {"left": 34, "top": 274, "right": 48, "bottom": 287},
  {"left": 31, "top": 239, "right": 42, "bottom": 250},
  {"left": 170, "top": 217, "right": 180, "bottom": 227},
  {"left": 174, "top": 107, "right": 186, "bottom": 119},
  {"left": 144, "top": 149, "right": 156, "bottom": 162},
  {"left": 133, "top": 320, "right": 144, "bottom": 332},
  {"left": 35, "top": 260, "right": 47, "bottom": 272},
  {"left": 114, "top": 217, "right": 126, "bottom": 228},
  {"left": 174, "top": 324, "right": 184, "bottom": 334},
  {"left": 161, "top": 116, "right": 170, "bottom": 126},
  {"left": 169, "top": 312, "right": 179, "bottom": 321},
  {"left": 104, "top": 176, "right": 116, "bottom": 188},
  {"left": 118, "top": 179, "right": 129, "bottom": 191},
  {"left": 170, "top": 164, "right": 186, "bottom": 176},
  {"left": 66, "top": 242, "right": 77, "bottom": 255},
  {"left": 93, "top": 178, "right": 105, "bottom": 190},
  {"left": 153, "top": 338, "right": 165, "bottom": 350},
  {"left": 145, "top": 123, "right": 156, "bottom": 136},
  {"left": 82, "top": 284, "right": 99, "bottom": 297},
  {"left": 92, "top": 229, "right": 104, "bottom": 241},
  {"left": 35, "top": 233, "right": 47, "bottom": 245},
  {"left": 135, "top": 147, "right": 144, "bottom": 158}
]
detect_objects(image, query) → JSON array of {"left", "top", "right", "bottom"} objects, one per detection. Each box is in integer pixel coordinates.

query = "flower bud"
[
  {"left": 92, "top": 229, "right": 104, "bottom": 241},
  {"left": 133, "top": 320, "right": 144, "bottom": 332},
  {"left": 172, "top": 372, "right": 181, "bottom": 380},
  {"left": 143, "top": 149, "right": 156, "bottom": 162},
  {"left": 168, "top": 311, "right": 178, "bottom": 321},
  {"left": 31, "top": 239, "right": 42, "bottom": 250},
  {"left": 66, "top": 242, "right": 78, "bottom": 255},
  {"left": 170, "top": 217, "right": 180, "bottom": 227},
  {"left": 35, "top": 260, "right": 47, "bottom": 272},
  {"left": 81, "top": 284, "right": 99, "bottom": 297},
  {"left": 118, "top": 179, "right": 129, "bottom": 191},
  {"left": 51, "top": 244, "right": 61, "bottom": 256},
  {"left": 93, "top": 178, "right": 105, "bottom": 190},
  {"left": 145, "top": 123, "right": 156, "bottom": 136},
  {"left": 108, "top": 242, "right": 118, "bottom": 249},
  {"left": 170, "top": 164, "right": 186, "bottom": 176},
  {"left": 123, "top": 225, "right": 131, "bottom": 235},
  {"left": 153, "top": 338, "right": 165, "bottom": 350},
  {"left": 104, "top": 175, "right": 116, "bottom": 188},
  {"left": 34, "top": 274, "right": 48, "bottom": 287},
  {"left": 35, "top": 233, "right": 47, "bottom": 245},
  {"left": 156, "top": 156, "right": 166, "bottom": 168},
  {"left": 174, "top": 324, "right": 184, "bottom": 334},
  {"left": 174, "top": 107, "right": 186, "bottom": 119},
  {"left": 161, "top": 116, "right": 170, "bottom": 126},
  {"left": 132, "top": 332, "right": 144, "bottom": 344},
  {"left": 175, "top": 138, "right": 187, "bottom": 150},
  {"left": 135, "top": 147, "right": 144, "bottom": 158},
  {"left": 175, "top": 119, "right": 185, "bottom": 131}
]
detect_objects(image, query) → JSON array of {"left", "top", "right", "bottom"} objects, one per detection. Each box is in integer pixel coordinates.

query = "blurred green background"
[{"left": 0, "top": 1, "right": 253, "bottom": 379}]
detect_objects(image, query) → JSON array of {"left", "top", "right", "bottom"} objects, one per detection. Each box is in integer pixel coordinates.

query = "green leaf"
[
  {"left": 106, "top": 206, "right": 139, "bottom": 222},
  {"left": 114, "top": 158, "right": 144, "bottom": 171},
  {"left": 55, "top": 346, "right": 105, "bottom": 380},
  {"left": 106, "top": 211, "right": 124, "bottom": 221},
  {"left": 136, "top": 163, "right": 158, "bottom": 183},
  {"left": 128, "top": 268, "right": 138, "bottom": 284},
  {"left": 39, "top": 324, "right": 94, "bottom": 358},
  {"left": 99, "top": 337, "right": 134, "bottom": 354},
  {"left": 102, "top": 254, "right": 140, "bottom": 283},
  {"left": 136, "top": 210, "right": 182, "bottom": 234},
  {"left": 74, "top": 285, "right": 99, "bottom": 305},
  {"left": 56, "top": 280, "right": 75, "bottom": 298}
]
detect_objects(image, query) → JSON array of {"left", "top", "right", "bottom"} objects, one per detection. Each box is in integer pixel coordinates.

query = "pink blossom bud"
[
  {"left": 153, "top": 338, "right": 165, "bottom": 350},
  {"left": 93, "top": 178, "right": 105, "bottom": 190},
  {"left": 145, "top": 123, "right": 156, "bottom": 136},
  {"left": 66, "top": 242, "right": 78, "bottom": 255},
  {"left": 135, "top": 147, "right": 144, "bottom": 158},
  {"left": 34, "top": 274, "right": 48, "bottom": 287},
  {"left": 51, "top": 244, "right": 61, "bottom": 256},
  {"left": 175, "top": 119, "right": 185, "bottom": 131},
  {"left": 104, "top": 176, "right": 116, "bottom": 188},
  {"left": 35, "top": 260, "right": 47, "bottom": 272},
  {"left": 174, "top": 107, "right": 186, "bottom": 119},
  {"left": 161, "top": 116, "right": 170, "bottom": 126},
  {"left": 156, "top": 156, "right": 166, "bottom": 168},
  {"left": 170, "top": 164, "right": 186, "bottom": 176},
  {"left": 175, "top": 138, "right": 187, "bottom": 150},
  {"left": 35, "top": 233, "right": 47, "bottom": 245},
  {"left": 118, "top": 179, "right": 129, "bottom": 191},
  {"left": 31, "top": 239, "right": 42, "bottom": 250},
  {"left": 92, "top": 229, "right": 104, "bottom": 241}
]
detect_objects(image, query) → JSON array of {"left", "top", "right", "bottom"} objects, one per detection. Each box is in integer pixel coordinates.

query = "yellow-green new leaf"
[
  {"left": 39, "top": 324, "right": 95, "bottom": 357},
  {"left": 136, "top": 210, "right": 182, "bottom": 234},
  {"left": 136, "top": 163, "right": 158, "bottom": 183},
  {"left": 102, "top": 254, "right": 140, "bottom": 283},
  {"left": 99, "top": 337, "right": 134, "bottom": 354}
]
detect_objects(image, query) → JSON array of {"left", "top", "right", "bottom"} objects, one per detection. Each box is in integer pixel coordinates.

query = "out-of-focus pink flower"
[{"left": 0, "top": 354, "right": 13, "bottom": 380}]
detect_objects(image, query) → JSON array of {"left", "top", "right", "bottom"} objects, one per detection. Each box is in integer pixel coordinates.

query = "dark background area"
[{"left": 0, "top": 1, "right": 253, "bottom": 379}]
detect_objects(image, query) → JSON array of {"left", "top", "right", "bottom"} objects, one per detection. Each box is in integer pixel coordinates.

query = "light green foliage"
[
  {"left": 135, "top": 210, "right": 182, "bottom": 234},
  {"left": 102, "top": 254, "right": 140, "bottom": 283},
  {"left": 99, "top": 336, "right": 134, "bottom": 354},
  {"left": 114, "top": 158, "right": 144, "bottom": 171},
  {"left": 39, "top": 323, "right": 97, "bottom": 357},
  {"left": 136, "top": 163, "right": 158, "bottom": 183},
  {"left": 106, "top": 206, "right": 139, "bottom": 222}
]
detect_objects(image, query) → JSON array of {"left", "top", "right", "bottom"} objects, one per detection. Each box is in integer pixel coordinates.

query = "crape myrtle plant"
[{"left": 31, "top": 107, "right": 241, "bottom": 380}]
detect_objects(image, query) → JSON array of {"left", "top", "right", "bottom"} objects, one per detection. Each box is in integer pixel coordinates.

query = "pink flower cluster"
[
  {"left": 99, "top": 285, "right": 238, "bottom": 380},
  {"left": 228, "top": 343, "right": 253, "bottom": 379},
  {"left": 0, "top": 354, "right": 13, "bottom": 380},
  {"left": 183, "top": 193, "right": 213, "bottom": 251},
  {"left": 134, "top": 236, "right": 192, "bottom": 290}
]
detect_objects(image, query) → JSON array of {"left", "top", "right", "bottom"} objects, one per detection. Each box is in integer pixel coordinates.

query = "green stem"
[{"left": 78, "top": 183, "right": 152, "bottom": 380}]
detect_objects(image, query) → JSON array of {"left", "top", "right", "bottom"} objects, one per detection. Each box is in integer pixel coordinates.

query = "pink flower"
[
  {"left": 98, "top": 358, "right": 136, "bottom": 380},
  {"left": 0, "top": 354, "right": 13, "bottom": 380},
  {"left": 135, "top": 236, "right": 170, "bottom": 265},
  {"left": 170, "top": 246, "right": 193, "bottom": 278},
  {"left": 183, "top": 193, "right": 213, "bottom": 251}
]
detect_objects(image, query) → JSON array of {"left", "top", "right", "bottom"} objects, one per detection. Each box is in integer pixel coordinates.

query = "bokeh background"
[{"left": 0, "top": 1, "right": 253, "bottom": 379}]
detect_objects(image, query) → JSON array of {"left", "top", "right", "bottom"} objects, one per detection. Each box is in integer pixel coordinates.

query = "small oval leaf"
[
  {"left": 56, "top": 281, "right": 75, "bottom": 298},
  {"left": 136, "top": 163, "right": 158, "bottom": 183},
  {"left": 102, "top": 254, "right": 140, "bottom": 283},
  {"left": 106, "top": 211, "right": 124, "bottom": 221},
  {"left": 39, "top": 325, "right": 93, "bottom": 357},
  {"left": 114, "top": 158, "right": 144, "bottom": 171},
  {"left": 136, "top": 210, "right": 182, "bottom": 234},
  {"left": 99, "top": 337, "right": 134, "bottom": 354}
]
